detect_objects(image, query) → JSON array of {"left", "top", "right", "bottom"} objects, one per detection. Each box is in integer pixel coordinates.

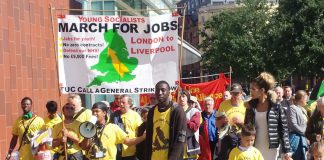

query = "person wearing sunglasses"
[
  {"left": 52, "top": 103, "right": 84, "bottom": 160},
  {"left": 80, "top": 102, "right": 146, "bottom": 160}
]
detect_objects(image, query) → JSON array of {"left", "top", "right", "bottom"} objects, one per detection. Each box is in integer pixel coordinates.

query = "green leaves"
[{"left": 200, "top": 0, "right": 324, "bottom": 82}]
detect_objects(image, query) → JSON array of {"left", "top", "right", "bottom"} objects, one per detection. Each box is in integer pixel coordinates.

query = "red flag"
[
  {"left": 180, "top": 73, "right": 230, "bottom": 110},
  {"left": 198, "top": 121, "right": 211, "bottom": 160}
]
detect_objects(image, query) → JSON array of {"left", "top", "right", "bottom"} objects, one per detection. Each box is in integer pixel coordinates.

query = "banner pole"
[
  {"left": 52, "top": 7, "right": 184, "bottom": 12},
  {"left": 49, "top": 4, "right": 67, "bottom": 160},
  {"left": 179, "top": 5, "right": 187, "bottom": 88},
  {"left": 229, "top": 66, "right": 232, "bottom": 88}
]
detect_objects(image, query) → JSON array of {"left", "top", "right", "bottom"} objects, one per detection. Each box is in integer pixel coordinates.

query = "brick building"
[{"left": 0, "top": 0, "right": 79, "bottom": 157}]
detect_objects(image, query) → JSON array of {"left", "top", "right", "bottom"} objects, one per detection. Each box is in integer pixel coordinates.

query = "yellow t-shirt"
[
  {"left": 229, "top": 147, "right": 264, "bottom": 160},
  {"left": 151, "top": 107, "right": 171, "bottom": 160},
  {"left": 52, "top": 120, "right": 83, "bottom": 159},
  {"left": 120, "top": 110, "right": 142, "bottom": 157},
  {"left": 322, "top": 118, "right": 324, "bottom": 138},
  {"left": 12, "top": 116, "right": 45, "bottom": 160},
  {"left": 86, "top": 123, "right": 128, "bottom": 160},
  {"left": 218, "top": 100, "right": 246, "bottom": 126},
  {"left": 44, "top": 114, "right": 62, "bottom": 129},
  {"left": 74, "top": 108, "right": 92, "bottom": 123}
]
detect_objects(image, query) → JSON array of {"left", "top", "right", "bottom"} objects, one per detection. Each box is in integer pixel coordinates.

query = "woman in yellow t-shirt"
[
  {"left": 80, "top": 102, "right": 146, "bottom": 160},
  {"left": 52, "top": 103, "right": 83, "bottom": 160}
]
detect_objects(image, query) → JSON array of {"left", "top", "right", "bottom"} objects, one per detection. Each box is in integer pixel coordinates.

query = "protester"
[
  {"left": 306, "top": 96, "right": 324, "bottom": 145},
  {"left": 67, "top": 94, "right": 92, "bottom": 123},
  {"left": 44, "top": 101, "right": 62, "bottom": 129},
  {"left": 288, "top": 90, "right": 309, "bottom": 160},
  {"left": 80, "top": 102, "right": 145, "bottom": 160},
  {"left": 178, "top": 89, "right": 201, "bottom": 159},
  {"left": 202, "top": 97, "right": 217, "bottom": 160},
  {"left": 274, "top": 86, "right": 291, "bottom": 112},
  {"left": 198, "top": 120, "right": 212, "bottom": 160},
  {"left": 245, "top": 72, "right": 291, "bottom": 160},
  {"left": 110, "top": 94, "right": 122, "bottom": 112},
  {"left": 284, "top": 86, "right": 293, "bottom": 104},
  {"left": 228, "top": 124, "right": 264, "bottom": 160},
  {"left": 223, "top": 91, "right": 232, "bottom": 101},
  {"left": 110, "top": 95, "right": 142, "bottom": 160},
  {"left": 52, "top": 103, "right": 83, "bottom": 160},
  {"left": 6, "top": 97, "right": 45, "bottom": 160},
  {"left": 189, "top": 95, "right": 202, "bottom": 111},
  {"left": 145, "top": 80, "right": 186, "bottom": 160},
  {"left": 218, "top": 83, "right": 245, "bottom": 129},
  {"left": 308, "top": 141, "right": 324, "bottom": 160},
  {"left": 135, "top": 107, "right": 150, "bottom": 160},
  {"left": 216, "top": 111, "right": 240, "bottom": 160}
]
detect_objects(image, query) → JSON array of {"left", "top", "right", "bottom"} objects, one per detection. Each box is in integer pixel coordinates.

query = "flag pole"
[
  {"left": 179, "top": 4, "right": 187, "bottom": 88},
  {"left": 229, "top": 66, "right": 232, "bottom": 88},
  {"left": 49, "top": 4, "right": 67, "bottom": 160}
]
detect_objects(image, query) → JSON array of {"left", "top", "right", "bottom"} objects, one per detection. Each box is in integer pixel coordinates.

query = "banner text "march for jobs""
[{"left": 58, "top": 14, "right": 179, "bottom": 94}]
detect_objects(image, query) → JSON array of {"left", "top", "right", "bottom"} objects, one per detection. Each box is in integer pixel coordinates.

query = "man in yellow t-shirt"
[
  {"left": 44, "top": 101, "right": 62, "bottom": 129},
  {"left": 67, "top": 94, "right": 92, "bottom": 123},
  {"left": 151, "top": 104, "right": 172, "bottom": 160},
  {"left": 80, "top": 102, "right": 146, "bottom": 160},
  {"left": 146, "top": 81, "right": 187, "bottom": 160},
  {"left": 6, "top": 97, "right": 45, "bottom": 160},
  {"left": 218, "top": 83, "right": 245, "bottom": 128},
  {"left": 110, "top": 95, "right": 142, "bottom": 159},
  {"left": 52, "top": 103, "right": 83, "bottom": 160}
]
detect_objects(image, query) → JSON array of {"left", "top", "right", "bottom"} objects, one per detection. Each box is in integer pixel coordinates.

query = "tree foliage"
[{"left": 199, "top": 0, "right": 324, "bottom": 81}]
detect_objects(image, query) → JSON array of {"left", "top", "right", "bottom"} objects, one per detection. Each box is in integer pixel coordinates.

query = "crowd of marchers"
[{"left": 5, "top": 72, "right": 324, "bottom": 160}]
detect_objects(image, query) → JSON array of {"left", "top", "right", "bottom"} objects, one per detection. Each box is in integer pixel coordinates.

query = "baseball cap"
[{"left": 230, "top": 83, "right": 242, "bottom": 93}]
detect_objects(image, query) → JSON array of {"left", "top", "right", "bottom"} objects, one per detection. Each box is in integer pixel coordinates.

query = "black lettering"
[
  {"left": 98, "top": 23, "right": 108, "bottom": 32},
  {"left": 58, "top": 23, "right": 68, "bottom": 32},
  {"left": 130, "top": 24, "right": 138, "bottom": 33},
  {"left": 88, "top": 23, "right": 97, "bottom": 32},
  {"left": 144, "top": 24, "right": 150, "bottom": 33},
  {"left": 69, "top": 23, "right": 78, "bottom": 32},
  {"left": 170, "top": 21, "right": 177, "bottom": 30},
  {"left": 151, "top": 24, "right": 160, "bottom": 33},
  {"left": 161, "top": 22, "right": 169, "bottom": 31}
]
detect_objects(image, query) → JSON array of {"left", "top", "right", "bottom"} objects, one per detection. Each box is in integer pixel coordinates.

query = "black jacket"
[
  {"left": 305, "top": 109, "right": 324, "bottom": 144},
  {"left": 244, "top": 98, "right": 291, "bottom": 153},
  {"left": 136, "top": 121, "right": 147, "bottom": 160},
  {"left": 145, "top": 101, "right": 187, "bottom": 160}
]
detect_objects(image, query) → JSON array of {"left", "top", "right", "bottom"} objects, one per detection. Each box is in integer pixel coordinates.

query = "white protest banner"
[{"left": 57, "top": 14, "right": 179, "bottom": 94}]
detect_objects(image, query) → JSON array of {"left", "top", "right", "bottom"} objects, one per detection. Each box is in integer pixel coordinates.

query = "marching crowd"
[{"left": 5, "top": 72, "right": 324, "bottom": 160}]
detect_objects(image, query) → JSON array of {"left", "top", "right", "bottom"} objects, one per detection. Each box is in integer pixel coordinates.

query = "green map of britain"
[{"left": 87, "top": 29, "right": 138, "bottom": 87}]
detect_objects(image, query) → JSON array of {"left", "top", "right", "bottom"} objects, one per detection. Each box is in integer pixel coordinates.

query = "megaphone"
[{"left": 79, "top": 116, "right": 97, "bottom": 138}]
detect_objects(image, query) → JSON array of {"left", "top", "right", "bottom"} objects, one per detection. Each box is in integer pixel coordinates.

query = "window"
[{"left": 91, "top": 0, "right": 116, "bottom": 15}]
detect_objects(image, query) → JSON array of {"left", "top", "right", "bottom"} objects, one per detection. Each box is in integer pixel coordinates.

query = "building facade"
[{"left": 0, "top": 0, "right": 73, "bottom": 158}]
